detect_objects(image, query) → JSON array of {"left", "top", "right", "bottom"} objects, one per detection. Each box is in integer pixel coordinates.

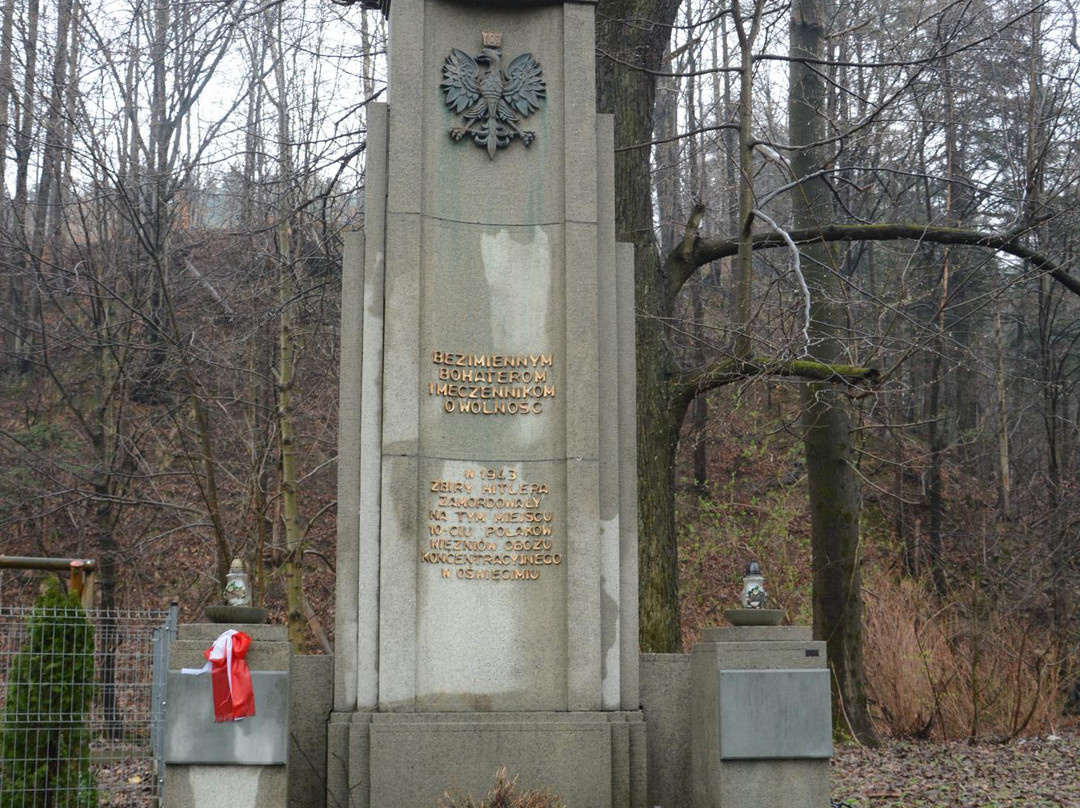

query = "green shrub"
[{"left": 1, "top": 580, "right": 98, "bottom": 808}]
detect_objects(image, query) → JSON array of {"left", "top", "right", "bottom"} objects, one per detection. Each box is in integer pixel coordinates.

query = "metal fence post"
[{"left": 151, "top": 601, "right": 179, "bottom": 803}]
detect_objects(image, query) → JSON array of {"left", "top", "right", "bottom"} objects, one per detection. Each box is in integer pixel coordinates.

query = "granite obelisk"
[{"left": 329, "top": 0, "right": 642, "bottom": 804}]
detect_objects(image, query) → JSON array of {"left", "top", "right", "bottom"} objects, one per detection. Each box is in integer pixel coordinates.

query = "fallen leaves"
[{"left": 831, "top": 729, "right": 1080, "bottom": 807}]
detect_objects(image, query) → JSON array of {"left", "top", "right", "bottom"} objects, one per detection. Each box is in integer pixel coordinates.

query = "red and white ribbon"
[{"left": 180, "top": 629, "right": 256, "bottom": 722}]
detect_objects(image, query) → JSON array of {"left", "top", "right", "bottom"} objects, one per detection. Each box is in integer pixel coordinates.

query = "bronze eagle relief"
[{"left": 441, "top": 32, "right": 546, "bottom": 160}]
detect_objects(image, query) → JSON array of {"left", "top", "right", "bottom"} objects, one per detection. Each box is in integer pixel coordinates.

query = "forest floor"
[{"left": 830, "top": 725, "right": 1080, "bottom": 807}]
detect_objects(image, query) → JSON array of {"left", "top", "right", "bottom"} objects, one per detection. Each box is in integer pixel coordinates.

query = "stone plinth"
[
  {"left": 339, "top": 711, "right": 644, "bottom": 808},
  {"left": 164, "top": 624, "right": 331, "bottom": 808},
  {"left": 690, "top": 626, "right": 832, "bottom": 808},
  {"left": 164, "top": 624, "right": 289, "bottom": 808}
]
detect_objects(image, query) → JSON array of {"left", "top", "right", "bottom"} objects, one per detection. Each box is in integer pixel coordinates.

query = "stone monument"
[
  {"left": 329, "top": 0, "right": 643, "bottom": 805},
  {"left": 690, "top": 627, "right": 832, "bottom": 808}
]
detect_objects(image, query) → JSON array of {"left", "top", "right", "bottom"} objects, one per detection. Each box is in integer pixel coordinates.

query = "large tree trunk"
[
  {"left": 803, "top": 393, "right": 874, "bottom": 740},
  {"left": 0, "top": 0, "right": 14, "bottom": 375},
  {"left": 0, "top": 0, "right": 12, "bottom": 198},
  {"left": 790, "top": 0, "right": 876, "bottom": 743},
  {"left": 597, "top": 0, "right": 683, "bottom": 652}
]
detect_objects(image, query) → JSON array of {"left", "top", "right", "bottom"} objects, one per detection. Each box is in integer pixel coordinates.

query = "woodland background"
[{"left": 0, "top": 0, "right": 1078, "bottom": 746}]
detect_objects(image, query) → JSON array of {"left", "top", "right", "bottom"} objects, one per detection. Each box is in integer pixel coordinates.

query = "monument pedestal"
[
  {"left": 164, "top": 624, "right": 290, "bottom": 808},
  {"left": 331, "top": 711, "right": 645, "bottom": 808},
  {"left": 690, "top": 627, "right": 832, "bottom": 808}
]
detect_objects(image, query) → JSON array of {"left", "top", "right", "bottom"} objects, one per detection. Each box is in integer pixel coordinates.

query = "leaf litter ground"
[{"left": 831, "top": 728, "right": 1080, "bottom": 807}]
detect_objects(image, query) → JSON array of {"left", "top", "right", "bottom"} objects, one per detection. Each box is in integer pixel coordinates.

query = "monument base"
[
  {"left": 328, "top": 711, "right": 646, "bottom": 808},
  {"left": 165, "top": 624, "right": 290, "bottom": 808},
  {"left": 690, "top": 627, "right": 832, "bottom": 808}
]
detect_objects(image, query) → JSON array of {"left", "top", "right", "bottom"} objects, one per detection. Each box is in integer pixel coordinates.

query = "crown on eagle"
[{"left": 481, "top": 31, "right": 502, "bottom": 48}]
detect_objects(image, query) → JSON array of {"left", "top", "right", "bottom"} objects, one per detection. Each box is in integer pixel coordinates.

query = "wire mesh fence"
[{"left": 0, "top": 604, "right": 176, "bottom": 808}]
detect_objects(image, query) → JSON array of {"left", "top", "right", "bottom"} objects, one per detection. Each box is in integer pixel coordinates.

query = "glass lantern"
[
  {"left": 741, "top": 561, "right": 768, "bottom": 609},
  {"left": 223, "top": 558, "right": 251, "bottom": 606}
]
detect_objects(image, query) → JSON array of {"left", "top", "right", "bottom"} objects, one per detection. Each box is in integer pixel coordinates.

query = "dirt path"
[{"left": 831, "top": 731, "right": 1080, "bottom": 807}]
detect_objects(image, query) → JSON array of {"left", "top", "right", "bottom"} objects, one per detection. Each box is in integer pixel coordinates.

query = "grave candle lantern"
[
  {"left": 223, "top": 558, "right": 251, "bottom": 607},
  {"left": 741, "top": 561, "right": 768, "bottom": 609}
]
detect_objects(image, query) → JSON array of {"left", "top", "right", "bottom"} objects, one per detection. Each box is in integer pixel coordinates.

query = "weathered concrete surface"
[
  {"left": 691, "top": 626, "right": 831, "bottom": 808},
  {"left": 641, "top": 653, "right": 692, "bottom": 808},
  {"left": 165, "top": 766, "right": 286, "bottom": 808},
  {"left": 363, "top": 712, "right": 644, "bottom": 808},
  {"left": 288, "top": 654, "right": 332, "bottom": 808}
]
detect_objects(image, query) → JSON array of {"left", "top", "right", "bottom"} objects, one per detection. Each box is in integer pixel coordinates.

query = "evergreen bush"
[{"left": 1, "top": 580, "right": 98, "bottom": 808}]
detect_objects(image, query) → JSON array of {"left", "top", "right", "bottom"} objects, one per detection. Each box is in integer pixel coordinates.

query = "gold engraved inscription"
[
  {"left": 424, "top": 466, "right": 561, "bottom": 582},
  {"left": 428, "top": 351, "right": 555, "bottom": 415}
]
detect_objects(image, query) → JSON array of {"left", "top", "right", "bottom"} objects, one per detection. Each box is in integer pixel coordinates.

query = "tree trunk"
[
  {"left": 790, "top": 0, "right": 876, "bottom": 743},
  {"left": 0, "top": 0, "right": 12, "bottom": 198},
  {"left": 596, "top": 0, "right": 683, "bottom": 652},
  {"left": 926, "top": 344, "right": 947, "bottom": 595},
  {"left": 30, "top": 0, "right": 73, "bottom": 277},
  {"left": 133, "top": 0, "right": 172, "bottom": 403},
  {"left": 0, "top": 0, "right": 13, "bottom": 374},
  {"left": 731, "top": 0, "right": 761, "bottom": 360},
  {"left": 994, "top": 303, "right": 1010, "bottom": 518},
  {"left": 654, "top": 48, "right": 680, "bottom": 257},
  {"left": 685, "top": 26, "right": 708, "bottom": 496},
  {"left": 7, "top": 0, "right": 38, "bottom": 378},
  {"left": 691, "top": 286, "right": 709, "bottom": 495},
  {"left": 268, "top": 3, "right": 306, "bottom": 653}
]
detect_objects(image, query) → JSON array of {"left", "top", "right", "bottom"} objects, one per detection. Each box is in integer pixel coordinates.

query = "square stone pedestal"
[
  {"left": 328, "top": 710, "right": 646, "bottom": 808},
  {"left": 690, "top": 626, "right": 832, "bottom": 808},
  {"left": 164, "top": 624, "right": 290, "bottom": 808}
]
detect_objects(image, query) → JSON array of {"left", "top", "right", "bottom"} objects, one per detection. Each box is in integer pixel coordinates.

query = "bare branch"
[
  {"left": 675, "top": 356, "right": 879, "bottom": 407},
  {"left": 615, "top": 123, "right": 740, "bottom": 154},
  {"left": 751, "top": 209, "right": 811, "bottom": 354},
  {"left": 677, "top": 223, "right": 1080, "bottom": 298}
]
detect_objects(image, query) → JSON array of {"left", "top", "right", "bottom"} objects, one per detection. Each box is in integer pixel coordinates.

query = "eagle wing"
[
  {"left": 501, "top": 53, "right": 545, "bottom": 119},
  {"left": 441, "top": 49, "right": 483, "bottom": 114}
]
